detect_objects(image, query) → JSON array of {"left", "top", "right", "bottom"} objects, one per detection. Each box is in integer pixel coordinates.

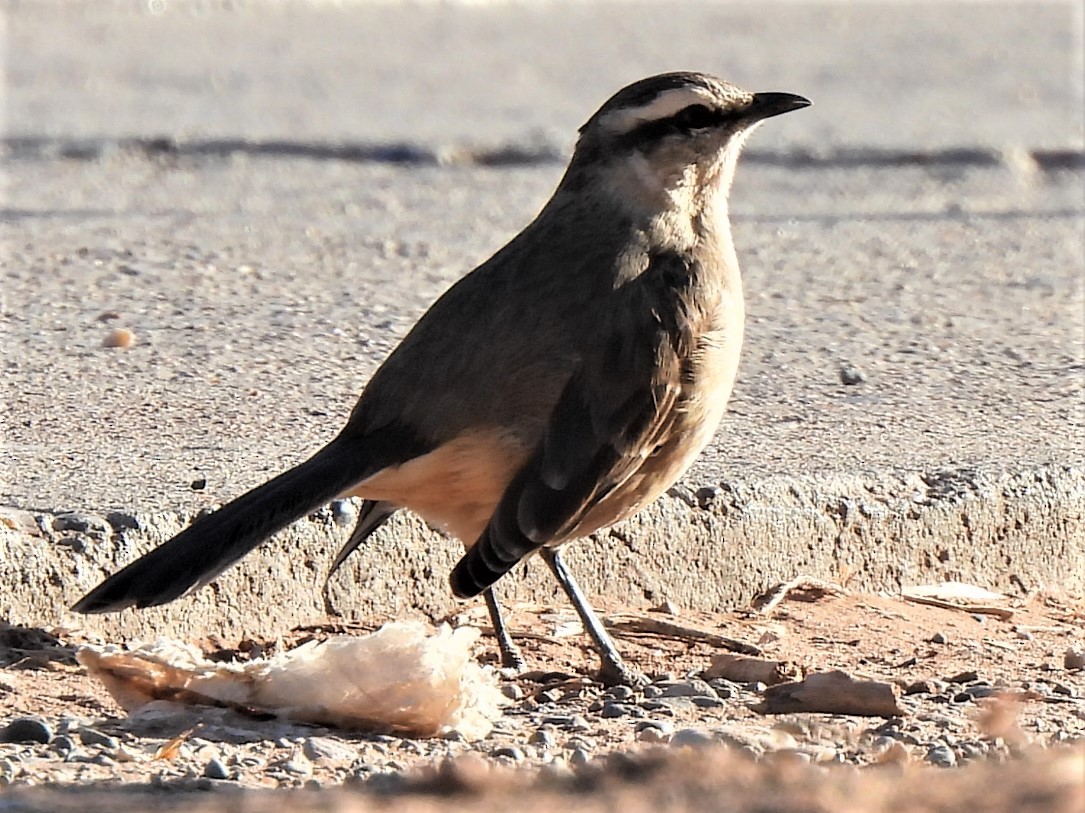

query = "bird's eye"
[{"left": 670, "top": 104, "right": 719, "bottom": 132}]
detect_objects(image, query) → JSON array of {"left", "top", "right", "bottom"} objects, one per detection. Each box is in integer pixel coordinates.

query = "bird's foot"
[
  {"left": 598, "top": 659, "right": 650, "bottom": 688},
  {"left": 497, "top": 640, "right": 528, "bottom": 674}
]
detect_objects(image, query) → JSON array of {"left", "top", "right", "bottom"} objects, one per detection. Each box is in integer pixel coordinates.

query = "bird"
[{"left": 73, "top": 72, "right": 810, "bottom": 686}]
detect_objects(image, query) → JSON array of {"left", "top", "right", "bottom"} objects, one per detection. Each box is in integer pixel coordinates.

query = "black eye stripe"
[
  {"left": 670, "top": 104, "right": 721, "bottom": 130},
  {"left": 610, "top": 104, "right": 733, "bottom": 152}
]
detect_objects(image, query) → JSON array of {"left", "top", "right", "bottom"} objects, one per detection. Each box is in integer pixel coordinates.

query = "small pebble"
[
  {"left": 329, "top": 499, "right": 356, "bottom": 527},
  {"left": 710, "top": 684, "right": 735, "bottom": 700},
  {"left": 565, "top": 735, "right": 596, "bottom": 751},
  {"left": 903, "top": 680, "right": 935, "bottom": 695},
  {"left": 280, "top": 751, "right": 314, "bottom": 777},
  {"left": 636, "top": 727, "right": 669, "bottom": 744},
  {"left": 839, "top": 364, "right": 866, "bottom": 385},
  {"left": 605, "top": 685, "right": 635, "bottom": 701},
  {"left": 638, "top": 700, "right": 675, "bottom": 715},
  {"left": 667, "top": 485, "right": 697, "bottom": 508},
  {"left": 501, "top": 683, "right": 524, "bottom": 701},
  {"left": 695, "top": 486, "right": 722, "bottom": 509},
  {"left": 769, "top": 749, "right": 812, "bottom": 765},
  {"left": 654, "top": 598, "right": 682, "bottom": 614},
  {"left": 491, "top": 746, "right": 524, "bottom": 761},
  {"left": 0, "top": 717, "right": 53, "bottom": 744},
  {"left": 566, "top": 715, "right": 591, "bottom": 732},
  {"left": 79, "top": 728, "right": 119, "bottom": 749},
  {"left": 568, "top": 748, "right": 591, "bottom": 768},
  {"left": 541, "top": 715, "right": 577, "bottom": 727},
  {"left": 669, "top": 728, "right": 715, "bottom": 749},
  {"left": 203, "top": 758, "right": 231, "bottom": 780},
  {"left": 641, "top": 685, "right": 663, "bottom": 699},
  {"left": 957, "top": 741, "right": 986, "bottom": 760},
  {"left": 635, "top": 721, "right": 674, "bottom": 744},
  {"left": 1063, "top": 649, "right": 1085, "bottom": 670},
  {"left": 691, "top": 696, "right": 725, "bottom": 709},
  {"left": 926, "top": 744, "right": 957, "bottom": 767},
  {"left": 302, "top": 736, "right": 355, "bottom": 764},
  {"left": 102, "top": 327, "right": 136, "bottom": 348},
  {"left": 105, "top": 511, "right": 141, "bottom": 531},
  {"left": 659, "top": 679, "right": 715, "bottom": 698},
  {"left": 529, "top": 728, "right": 556, "bottom": 749},
  {"left": 51, "top": 736, "right": 78, "bottom": 758},
  {"left": 930, "top": 631, "right": 948, "bottom": 644},
  {"left": 946, "top": 670, "right": 979, "bottom": 684},
  {"left": 52, "top": 511, "right": 110, "bottom": 536},
  {"left": 601, "top": 702, "right": 630, "bottom": 719},
  {"left": 659, "top": 697, "right": 696, "bottom": 713}
]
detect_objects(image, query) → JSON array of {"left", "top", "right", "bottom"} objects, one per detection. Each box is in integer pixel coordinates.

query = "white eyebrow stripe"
[{"left": 596, "top": 86, "right": 719, "bottom": 136}]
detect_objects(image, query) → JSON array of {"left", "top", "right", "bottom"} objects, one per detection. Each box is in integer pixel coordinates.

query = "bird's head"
[{"left": 563, "top": 72, "right": 809, "bottom": 228}]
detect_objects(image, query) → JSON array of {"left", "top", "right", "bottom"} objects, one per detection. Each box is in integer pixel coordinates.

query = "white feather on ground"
[{"left": 76, "top": 622, "right": 505, "bottom": 741}]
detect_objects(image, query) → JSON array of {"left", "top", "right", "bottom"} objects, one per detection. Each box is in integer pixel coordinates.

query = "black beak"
[{"left": 745, "top": 92, "right": 811, "bottom": 122}]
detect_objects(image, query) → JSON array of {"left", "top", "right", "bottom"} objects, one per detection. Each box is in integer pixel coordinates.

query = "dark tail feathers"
[{"left": 73, "top": 434, "right": 371, "bottom": 614}]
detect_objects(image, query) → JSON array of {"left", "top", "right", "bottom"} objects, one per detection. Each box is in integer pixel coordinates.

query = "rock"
[
  {"left": 1063, "top": 649, "right": 1085, "bottom": 670},
  {"left": 946, "top": 670, "right": 979, "bottom": 684},
  {"left": 659, "top": 697, "right": 697, "bottom": 713},
  {"left": 0, "top": 717, "right": 53, "bottom": 744},
  {"left": 52, "top": 511, "right": 110, "bottom": 537},
  {"left": 839, "top": 364, "right": 867, "bottom": 385},
  {"left": 203, "top": 758, "right": 231, "bottom": 780},
  {"left": 500, "top": 683, "right": 524, "bottom": 701},
  {"left": 302, "top": 736, "right": 355, "bottom": 765},
  {"left": 691, "top": 696, "right": 725, "bottom": 709},
  {"left": 279, "top": 750, "right": 313, "bottom": 777},
  {"left": 329, "top": 499, "right": 356, "bottom": 527},
  {"left": 694, "top": 485, "right": 723, "bottom": 509},
  {"left": 568, "top": 748, "right": 591, "bottom": 768},
  {"left": 669, "top": 728, "right": 715, "bottom": 749},
  {"left": 605, "top": 685, "right": 635, "bottom": 701},
  {"left": 529, "top": 728, "right": 556, "bottom": 749},
  {"left": 566, "top": 715, "right": 591, "bottom": 732},
  {"left": 635, "top": 720, "right": 674, "bottom": 744},
  {"left": 105, "top": 511, "right": 141, "bottom": 531},
  {"left": 659, "top": 679, "right": 715, "bottom": 698},
  {"left": 926, "top": 744, "right": 957, "bottom": 767},
  {"left": 51, "top": 736, "right": 77, "bottom": 757},
  {"left": 601, "top": 702, "right": 630, "bottom": 719},
  {"left": 492, "top": 746, "right": 525, "bottom": 761},
  {"left": 79, "top": 727, "right": 119, "bottom": 749}
]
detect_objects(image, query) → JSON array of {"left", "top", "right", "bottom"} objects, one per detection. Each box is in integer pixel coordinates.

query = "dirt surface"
[{"left": 2, "top": 589, "right": 1083, "bottom": 810}]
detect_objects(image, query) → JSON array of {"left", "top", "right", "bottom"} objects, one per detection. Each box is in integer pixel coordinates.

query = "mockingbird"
[{"left": 74, "top": 72, "right": 809, "bottom": 686}]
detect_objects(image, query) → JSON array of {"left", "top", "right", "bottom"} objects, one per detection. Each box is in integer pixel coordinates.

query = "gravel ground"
[{"left": 2, "top": 590, "right": 1083, "bottom": 807}]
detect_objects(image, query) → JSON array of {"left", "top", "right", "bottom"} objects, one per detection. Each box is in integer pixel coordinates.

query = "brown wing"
[{"left": 450, "top": 250, "right": 706, "bottom": 598}]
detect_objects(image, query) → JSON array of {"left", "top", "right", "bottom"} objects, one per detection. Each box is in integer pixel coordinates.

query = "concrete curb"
[{"left": 2, "top": 464, "right": 1081, "bottom": 642}]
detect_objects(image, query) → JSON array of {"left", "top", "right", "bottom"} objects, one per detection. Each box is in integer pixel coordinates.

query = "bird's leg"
[
  {"left": 540, "top": 547, "right": 649, "bottom": 687},
  {"left": 484, "top": 586, "right": 527, "bottom": 672}
]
